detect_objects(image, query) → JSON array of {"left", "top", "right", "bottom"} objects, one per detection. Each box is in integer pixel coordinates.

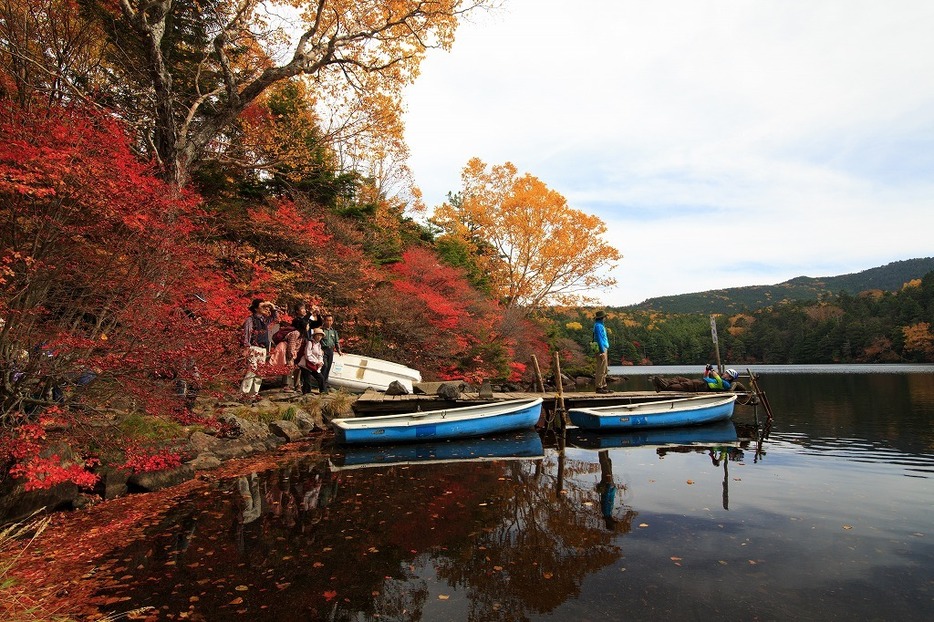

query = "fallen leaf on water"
[
  {"left": 235, "top": 585, "right": 249, "bottom": 592},
  {"left": 843, "top": 525, "right": 853, "bottom": 530},
  {"left": 438, "top": 594, "right": 450, "bottom": 600},
  {"left": 323, "top": 590, "right": 337, "bottom": 601},
  {"left": 228, "top": 597, "right": 243, "bottom": 605},
  {"left": 686, "top": 480, "right": 694, "bottom": 485},
  {"left": 670, "top": 557, "right": 682, "bottom": 561},
  {"left": 493, "top": 566, "right": 503, "bottom": 572},
  {"left": 639, "top": 523, "right": 649, "bottom": 528},
  {"left": 542, "top": 572, "right": 554, "bottom": 579},
  {"left": 719, "top": 560, "right": 728, "bottom": 565}
]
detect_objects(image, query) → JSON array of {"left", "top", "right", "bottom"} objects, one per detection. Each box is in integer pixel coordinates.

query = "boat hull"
[
  {"left": 331, "top": 398, "right": 544, "bottom": 445},
  {"left": 568, "top": 420, "right": 738, "bottom": 449},
  {"left": 327, "top": 352, "right": 422, "bottom": 393},
  {"left": 568, "top": 394, "right": 737, "bottom": 430},
  {"left": 331, "top": 429, "right": 544, "bottom": 469}
]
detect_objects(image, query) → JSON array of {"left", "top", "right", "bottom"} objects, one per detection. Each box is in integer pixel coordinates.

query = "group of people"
[{"left": 240, "top": 298, "right": 343, "bottom": 401}]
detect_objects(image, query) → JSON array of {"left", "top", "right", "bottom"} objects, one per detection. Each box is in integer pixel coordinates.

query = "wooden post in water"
[
  {"left": 710, "top": 314, "right": 723, "bottom": 375},
  {"left": 531, "top": 354, "right": 546, "bottom": 393},
  {"left": 553, "top": 351, "right": 567, "bottom": 431},
  {"left": 747, "top": 369, "right": 775, "bottom": 428}
]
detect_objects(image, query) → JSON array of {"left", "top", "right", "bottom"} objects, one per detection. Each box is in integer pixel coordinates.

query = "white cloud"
[{"left": 403, "top": 0, "right": 934, "bottom": 305}]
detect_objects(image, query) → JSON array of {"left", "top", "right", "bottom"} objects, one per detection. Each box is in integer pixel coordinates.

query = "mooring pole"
[
  {"left": 553, "top": 351, "right": 567, "bottom": 431},
  {"left": 531, "top": 354, "right": 546, "bottom": 393},
  {"left": 710, "top": 314, "right": 723, "bottom": 374}
]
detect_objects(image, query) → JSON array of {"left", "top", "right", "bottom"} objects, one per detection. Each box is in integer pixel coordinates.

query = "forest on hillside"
[
  {"left": 628, "top": 257, "right": 934, "bottom": 314},
  {"left": 547, "top": 272, "right": 934, "bottom": 366}
]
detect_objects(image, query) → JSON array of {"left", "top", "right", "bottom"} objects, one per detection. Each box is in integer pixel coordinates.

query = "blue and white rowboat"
[
  {"left": 568, "top": 394, "right": 737, "bottom": 430},
  {"left": 331, "top": 397, "right": 544, "bottom": 445}
]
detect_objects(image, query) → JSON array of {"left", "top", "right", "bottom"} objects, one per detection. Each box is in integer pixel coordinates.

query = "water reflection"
[
  {"left": 594, "top": 450, "right": 636, "bottom": 531},
  {"left": 77, "top": 372, "right": 933, "bottom": 620},
  {"left": 331, "top": 429, "right": 544, "bottom": 470}
]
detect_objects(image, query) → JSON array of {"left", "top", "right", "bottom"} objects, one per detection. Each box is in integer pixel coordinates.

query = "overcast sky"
[{"left": 402, "top": 0, "right": 934, "bottom": 307}]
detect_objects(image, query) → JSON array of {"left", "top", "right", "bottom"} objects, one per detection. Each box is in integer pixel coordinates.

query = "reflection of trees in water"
[
  {"left": 425, "top": 456, "right": 632, "bottom": 620},
  {"left": 85, "top": 445, "right": 638, "bottom": 621}
]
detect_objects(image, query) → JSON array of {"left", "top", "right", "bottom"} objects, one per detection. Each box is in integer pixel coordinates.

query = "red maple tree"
[{"left": 0, "top": 103, "right": 244, "bottom": 488}]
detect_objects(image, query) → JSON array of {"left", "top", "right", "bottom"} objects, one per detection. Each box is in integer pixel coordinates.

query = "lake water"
[{"left": 25, "top": 366, "right": 934, "bottom": 620}]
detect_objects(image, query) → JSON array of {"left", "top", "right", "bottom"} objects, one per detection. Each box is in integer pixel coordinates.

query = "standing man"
[
  {"left": 593, "top": 310, "right": 612, "bottom": 394},
  {"left": 320, "top": 313, "right": 343, "bottom": 393},
  {"left": 240, "top": 299, "right": 278, "bottom": 402}
]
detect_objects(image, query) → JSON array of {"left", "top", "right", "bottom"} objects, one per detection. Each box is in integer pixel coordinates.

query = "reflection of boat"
[
  {"left": 331, "top": 397, "right": 544, "bottom": 445},
  {"left": 568, "top": 394, "right": 737, "bottom": 430},
  {"left": 328, "top": 352, "right": 422, "bottom": 393},
  {"left": 330, "top": 429, "right": 544, "bottom": 470},
  {"left": 568, "top": 420, "right": 738, "bottom": 450}
]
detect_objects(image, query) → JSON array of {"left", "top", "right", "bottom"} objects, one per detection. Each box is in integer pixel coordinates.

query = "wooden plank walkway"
[{"left": 352, "top": 389, "right": 738, "bottom": 416}]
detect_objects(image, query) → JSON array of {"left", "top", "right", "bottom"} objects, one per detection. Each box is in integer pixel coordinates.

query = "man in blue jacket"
[{"left": 593, "top": 310, "right": 612, "bottom": 394}]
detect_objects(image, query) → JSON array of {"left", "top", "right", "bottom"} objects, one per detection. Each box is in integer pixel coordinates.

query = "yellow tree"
[{"left": 432, "top": 158, "right": 622, "bottom": 311}]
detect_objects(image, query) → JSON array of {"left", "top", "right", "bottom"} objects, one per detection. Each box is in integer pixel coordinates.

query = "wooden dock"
[{"left": 352, "top": 388, "right": 753, "bottom": 416}]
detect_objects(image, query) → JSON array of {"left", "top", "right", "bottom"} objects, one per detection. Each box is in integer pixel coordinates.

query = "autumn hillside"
[
  {"left": 627, "top": 257, "right": 934, "bottom": 315},
  {"left": 545, "top": 267, "right": 934, "bottom": 367},
  {"left": 0, "top": 1, "right": 624, "bottom": 494}
]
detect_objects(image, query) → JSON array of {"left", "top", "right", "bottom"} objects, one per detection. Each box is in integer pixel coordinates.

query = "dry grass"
[
  {"left": 0, "top": 513, "right": 71, "bottom": 622},
  {"left": 299, "top": 391, "right": 356, "bottom": 421}
]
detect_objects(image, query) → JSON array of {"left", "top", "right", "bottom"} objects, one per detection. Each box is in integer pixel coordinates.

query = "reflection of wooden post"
[
  {"left": 553, "top": 351, "right": 567, "bottom": 430},
  {"left": 531, "top": 354, "right": 545, "bottom": 393},
  {"left": 722, "top": 460, "right": 729, "bottom": 511},
  {"left": 556, "top": 433, "right": 565, "bottom": 496}
]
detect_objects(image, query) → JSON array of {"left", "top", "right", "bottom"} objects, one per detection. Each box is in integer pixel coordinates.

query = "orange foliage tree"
[
  {"left": 431, "top": 158, "right": 622, "bottom": 311},
  {"left": 902, "top": 322, "right": 934, "bottom": 359}
]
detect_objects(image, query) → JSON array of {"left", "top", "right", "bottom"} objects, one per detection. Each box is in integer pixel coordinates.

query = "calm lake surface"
[{"left": 66, "top": 367, "right": 934, "bottom": 620}]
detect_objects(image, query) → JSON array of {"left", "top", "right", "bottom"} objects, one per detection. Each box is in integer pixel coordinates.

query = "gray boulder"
[
  {"left": 128, "top": 464, "right": 195, "bottom": 493},
  {"left": 186, "top": 453, "right": 222, "bottom": 471},
  {"left": 269, "top": 419, "right": 303, "bottom": 442},
  {"left": 385, "top": 380, "right": 410, "bottom": 395},
  {"left": 436, "top": 382, "right": 462, "bottom": 400}
]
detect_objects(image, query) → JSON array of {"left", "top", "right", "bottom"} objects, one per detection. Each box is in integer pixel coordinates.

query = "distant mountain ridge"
[{"left": 624, "top": 257, "right": 934, "bottom": 315}]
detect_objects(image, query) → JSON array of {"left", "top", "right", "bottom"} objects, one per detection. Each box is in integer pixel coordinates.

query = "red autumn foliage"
[
  {"left": 0, "top": 102, "right": 245, "bottom": 489},
  {"left": 118, "top": 441, "right": 185, "bottom": 474},
  {"left": 364, "top": 247, "right": 539, "bottom": 383}
]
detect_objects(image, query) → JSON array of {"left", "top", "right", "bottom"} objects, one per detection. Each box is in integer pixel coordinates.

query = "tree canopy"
[{"left": 431, "top": 158, "right": 622, "bottom": 311}]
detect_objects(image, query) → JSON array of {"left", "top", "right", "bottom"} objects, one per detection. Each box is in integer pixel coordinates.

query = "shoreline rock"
[{"left": 0, "top": 388, "right": 341, "bottom": 524}]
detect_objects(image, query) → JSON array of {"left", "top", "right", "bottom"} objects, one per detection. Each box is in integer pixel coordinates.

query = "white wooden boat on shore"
[{"left": 328, "top": 352, "right": 422, "bottom": 393}]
